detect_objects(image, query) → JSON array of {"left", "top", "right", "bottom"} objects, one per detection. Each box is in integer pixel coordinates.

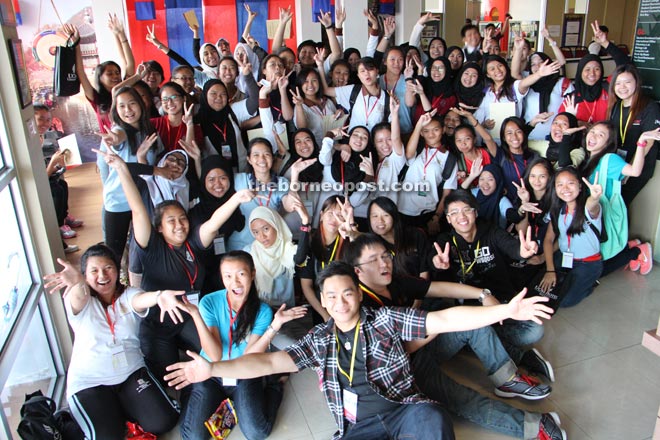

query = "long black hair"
[
  {"left": 110, "top": 86, "right": 155, "bottom": 155},
  {"left": 95, "top": 61, "right": 121, "bottom": 113},
  {"left": 311, "top": 195, "right": 346, "bottom": 263},
  {"left": 550, "top": 167, "right": 590, "bottom": 236},
  {"left": 580, "top": 121, "right": 617, "bottom": 178},
  {"left": 500, "top": 116, "right": 534, "bottom": 162},
  {"left": 80, "top": 244, "right": 125, "bottom": 298},
  {"left": 219, "top": 251, "right": 261, "bottom": 347},
  {"left": 483, "top": 55, "right": 516, "bottom": 102},
  {"left": 523, "top": 157, "right": 554, "bottom": 214}
]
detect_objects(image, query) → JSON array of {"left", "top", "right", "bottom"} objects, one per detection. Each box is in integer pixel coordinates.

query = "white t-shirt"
[
  {"left": 398, "top": 148, "right": 458, "bottom": 216},
  {"left": 65, "top": 287, "right": 147, "bottom": 398},
  {"left": 524, "top": 78, "right": 574, "bottom": 140},
  {"left": 375, "top": 149, "right": 407, "bottom": 204},
  {"left": 474, "top": 80, "right": 527, "bottom": 142},
  {"left": 335, "top": 85, "right": 387, "bottom": 131},
  {"left": 293, "top": 99, "right": 337, "bottom": 146}
]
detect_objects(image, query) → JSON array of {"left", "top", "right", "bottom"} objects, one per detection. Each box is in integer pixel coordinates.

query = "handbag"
[
  {"left": 205, "top": 398, "right": 238, "bottom": 440},
  {"left": 17, "top": 390, "right": 62, "bottom": 439},
  {"left": 526, "top": 268, "right": 568, "bottom": 311},
  {"left": 597, "top": 154, "right": 627, "bottom": 259},
  {"left": 53, "top": 38, "right": 80, "bottom": 97}
]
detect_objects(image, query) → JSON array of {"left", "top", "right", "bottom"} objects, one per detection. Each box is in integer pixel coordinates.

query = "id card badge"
[
  {"left": 186, "top": 290, "right": 200, "bottom": 306},
  {"left": 418, "top": 179, "right": 429, "bottom": 197},
  {"left": 616, "top": 148, "right": 628, "bottom": 159},
  {"left": 342, "top": 388, "right": 358, "bottom": 424},
  {"left": 561, "top": 252, "right": 574, "bottom": 269},
  {"left": 213, "top": 234, "right": 226, "bottom": 256},
  {"left": 109, "top": 341, "right": 128, "bottom": 371},
  {"left": 223, "top": 377, "right": 238, "bottom": 387},
  {"left": 221, "top": 144, "right": 232, "bottom": 160}
]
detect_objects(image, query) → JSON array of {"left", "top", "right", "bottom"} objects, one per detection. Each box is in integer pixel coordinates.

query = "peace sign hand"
[
  {"left": 518, "top": 226, "right": 539, "bottom": 259},
  {"left": 389, "top": 91, "right": 400, "bottom": 113},
  {"left": 178, "top": 139, "right": 201, "bottom": 163},
  {"left": 182, "top": 102, "right": 195, "bottom": 126},
  {"left": 404, "top": 58, "right": 415, "bottom": 79},
  {"left": 512, "top": 178, "right": 530, "bottom": 203},
  {"left": 290, "top": 87, "right": 305, "bottom": 106},
  {"left": 359, "top": 152, "right": 374, "bottom": 176},
  {"left": 96, "top": 126, "right": 120, "bottom": 148},
  {"left": 432, "top": 242, "right": 451, "bottom": 270},
  {"left": 92, "top": 147, "right": 127, "bottom": 172},
  {"left": 591, "top": 20, "right": 608, "bottom": 46},
  {"left": 582, "top": 172, "right": 603, "bottom": 200}
]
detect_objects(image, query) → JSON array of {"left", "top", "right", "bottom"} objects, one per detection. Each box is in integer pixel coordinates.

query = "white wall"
[
  {"left": 295, "top": 0, "right": 369, "bottom": 54},
  {"left": 509, "top": 0, "right": 544, "bottom": 20}
]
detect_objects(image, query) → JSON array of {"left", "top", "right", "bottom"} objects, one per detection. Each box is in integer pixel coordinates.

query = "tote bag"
[
  {"left": 53, "top": 39, "right": 79, "bottom": 97},
  {"left": 597, "top": 154, "right": 628, "bottom": 259}
]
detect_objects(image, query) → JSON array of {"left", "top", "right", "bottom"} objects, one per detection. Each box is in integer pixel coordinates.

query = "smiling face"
[
  {"left": 35, "top": 109, "right": 52, "bottom": 135},
  {"left": 486, "top": 59, "right": 507, "bottom": 84},
  {"left": 298, "top": 45, "right": 316, "bottom": 67},
  {"left": 160, "top": 86, "right": 183, "bottom": 116},
  {"left": 347, "top": 53, "right": 360, "bottom": 71},
  {"left": 614, "top": 71, "right": 636, "bottom": 104},
  {"left": 464, "top": 28, "right": 481, "bottom": 48},
  {"left": 585, "top": 123, "right": 611, "bottom": 154},
  {"left": 115, "top": 91, "right": 142, "bottom": 128},
  {"left": 478, "top": 170, "right": 497, "bottom": 196},
  {"left": 158, "top": 205, "right": 189, "bottom": 247},
  {"left": 348, "top": 127, "right": 369, "bottom": 152},
  {"left": 527, "top": 163, "right": 550, "bottom": 194},
  {"left": 446, "top": 200, "right": 477, "bottom": 235},
  {"left": 219, "top": 59, "right": 239, "bottom": 85},
  {"left": 205, "top": 168, "right": 230, "bottom": 198},
  {"left": 443, "top": 111, "right": 461, "bottom": 137},
  {"left": 302, "top": 71, "right": 320, "bottom": 98},
  {"left": 172, "top": 68, "right": 195, "bottom": 93},
  {"left": 385, "top": 49, "right": 404, "bottom": 75},
  {"left": 217, "top": 40, "right": 231, "bottom": 57},
  {"left": 294, "top": 131, "right": 315, "bottom": 158},
  {"left": 550, "top": 115, "right": 571, "bottom": 143},
  {"left": 144, "top": 69, "right": 163, "bottom": 93},
  {"left": 460, "top": 67, "right": 479, "bottom": 88},
  {"left": 247, "top": 142, "right": 274, "bottom": 176},
  {"left": 320, "top": 274, "right": 362, "bottom": 328},
  {"left": 429, "top": 60, "right": 447, "bottom": 82},
  {"left": 279, "top": 50, "right": 296, "bottom": 73},
  {"left": 429, "top": 40, "right": 445, "bottom": 59},
  {"left": 373, "top": 127, "right": 392, "bottom": 159},
  {"left": 421, "top": 119, "right": 443, "bottom": 147},
  {"left": 454, "top": 127, "right": 475, "bottom": 154},
  {"left": 581, "top": 61, "right": 602, "bottom": 86},
  {"left": 221, "top": 258, "right": 255, "bottom": 309},
  {"left": 504, "top": 121, "right": 524, "bottom": 152},
  {"left": 99, "top": 64, "right": 122, "bottom": 91},
  {"left": 554, "top": 171, "right": 581, "bottom": 204},
  {"left": 84, "top": 256, "right": 118, "bottom": 298},
  {"left": 207, "top": 83, "right": 228, "bottom": 111},
  {"left": 321, "top": 201, "right": 342, "bottom": 233},
  {"left": 369, "top": 204, "right": 394, "bottom": 238},
  {"left": 203, "top": 45, "right": 220, "bottom": 68},
  {"left": 332, "top": 63, "right": 350, "bottom": 87},
  {"left": 448, "top": 49, "right": 464, "bottom": 70},
  {"left": 250, "top": 218, "right": 278, "bottom": 248}
]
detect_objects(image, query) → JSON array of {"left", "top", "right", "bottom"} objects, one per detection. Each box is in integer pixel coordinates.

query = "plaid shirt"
[{"left": 285, "top": 306, "right": 432, "bottom": 439}]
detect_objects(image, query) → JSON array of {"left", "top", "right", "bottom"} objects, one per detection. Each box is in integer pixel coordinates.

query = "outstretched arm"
[{"left": 108, "top": 13, "right": 135, "bottom": 77}]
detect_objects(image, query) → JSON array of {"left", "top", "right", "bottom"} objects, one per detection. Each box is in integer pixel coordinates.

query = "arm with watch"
[{"left": 426, "top": 282, "right": 500, "bottom": 306}]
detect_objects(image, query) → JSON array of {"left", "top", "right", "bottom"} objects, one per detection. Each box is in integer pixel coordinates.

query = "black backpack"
[
  {"left": 17, "top": 390, "right": 83, "bottom": 440},
  {"left": 346, "top": 84, "right": 391, "bottom": 127}
]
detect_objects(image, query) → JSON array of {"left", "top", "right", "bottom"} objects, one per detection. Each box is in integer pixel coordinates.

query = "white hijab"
[
  {"left": 144, "top": 150, "right": 190, "bottom": 210},
  {"left": 199, "top": 43, "right": 220, "bottom": 79},
  {"left": 234, "top": 42, "right": 260, "bottom": 93},
  {"left": 247, "top": 206, "right": 297, "bottom": 301}
]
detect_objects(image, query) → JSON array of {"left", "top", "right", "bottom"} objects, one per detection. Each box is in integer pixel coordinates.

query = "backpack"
[
  {"left": 596, "top": 154, "right": 627, "bottom": 259},
  {"left": 346, "top": 84, "right": 390, "bottom": 127},
  {"left": 17, "top": 390, "right": 83, "bottom": 440}
]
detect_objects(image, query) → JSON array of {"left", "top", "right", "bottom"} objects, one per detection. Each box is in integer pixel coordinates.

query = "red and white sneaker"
[
  {"left": 637, "top": 242, "right": 653, "bottom": 275},
  {"left": 60, "top": 225, "right": 76, "bottom": 239},
  {"left": 64, "top": 215, "right": 84, "bottom": 228}
]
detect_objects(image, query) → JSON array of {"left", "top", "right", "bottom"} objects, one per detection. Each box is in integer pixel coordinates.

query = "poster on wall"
[
  {"left": 632, "top": 0, "right": 660, "bottom": 100},
  {"left": 420, "top": 13, "right": 442, "bottom": 51},
  {"left": 561, "top": 13, "right": 584, "bottom": 48}
]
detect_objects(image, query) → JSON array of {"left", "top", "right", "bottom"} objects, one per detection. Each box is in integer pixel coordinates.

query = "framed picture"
[
  {"left": 8, "top": 40, "right": 32, "bottom": 109},
  {"left": 0, "top": 0, "right": 16, "bottom": 26}
]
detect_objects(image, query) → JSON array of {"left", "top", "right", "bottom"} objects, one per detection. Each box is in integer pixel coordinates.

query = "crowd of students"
[{"left": 40, "top": 5, "right": 660, "bottom": 440}]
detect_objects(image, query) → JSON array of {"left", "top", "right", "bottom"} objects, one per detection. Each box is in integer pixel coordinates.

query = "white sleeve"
[
  {"left": 409, "top": 23, "right": 424, "bottom": 50},
  {"left": 334, "top": 85, "right": 352, "bottom": 110},
  {"left": 258, "top": 106, "right": 278, "bottom": 151},
  {"left": 231, "top": 100, "right": 253, "bottom": 123},
  {"left": 365, "top": 34, "right": 379, "bottom": 57},
  {"left": 320, "top": 137, "right": 335, "bottom": 166},
  {"left": 442, "top": 161, "right": 459, "bottom": 190}
]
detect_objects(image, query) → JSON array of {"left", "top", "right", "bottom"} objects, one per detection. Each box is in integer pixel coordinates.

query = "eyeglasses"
[
  {"left": 173, "top": 76, "right": 194, "bottom": 82},
  {"left": 356, "top": 253, "right": 394, "bottom": 267},
  {"left": 166, "top": 155, "right": 186, "bottom": 167},
  {"left": 447, "top": 207, "right": 476, "bottom": 218},
  {"left": 161, "top": 95, "right": 182, "bottom": 103},
  {"left": 431, "top": 66, "right": 446, "bottom": 72}
]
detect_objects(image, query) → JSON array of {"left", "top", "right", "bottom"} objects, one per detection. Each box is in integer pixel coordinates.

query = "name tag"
[
  {"left": 223, "top": 377, "right": 237, "bottom": 387},
  {"left": 213, "top": 234, "right": 226, "bottom": 256},
  {"left": 186, "top": 291, "right": 200, "bottom": 306},
  {"left": 221, "top": 144, "right": 232, "bottom": 160},
  {"left": 109, "top": 341, "right": 128, "bottom": 371},
  {"left": 561, "top": 252, "right": 574, "bottom": 269},
  {"left": 343, "top": 388, "right": 358, "bottom": 424}
]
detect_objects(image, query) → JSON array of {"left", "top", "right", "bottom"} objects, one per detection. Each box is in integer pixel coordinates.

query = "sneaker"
[
  {"left": 494, "top": 373, "right": 551, "bottom": 400},
  {"left": 64, "top": 244, "right": 79, "bottom": 254},
  {"left": 64, "top": 215, "right": 83, "bottom": 228},
  {"left": 539, "top": 412, "right": 567, "bottom": 440},
  {"left": 637, "top": 242, "right": 653, "bottom": 275},
  {"left": 520, "top": 348, "right": 555, "bottom": 382},
  {"left": 60, "top": 225, "right": 77, "bottom": 239},
  {"left": 628, "top": 238, "right": 642, "bottom": 248}
]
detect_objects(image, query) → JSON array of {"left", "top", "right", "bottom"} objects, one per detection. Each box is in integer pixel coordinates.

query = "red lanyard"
[
  {"left": 309, "top": 99, "right": 327, "bottom": 116},
  {"left": 423, "top": 146, "right": 441, "bottom": 179},
  {"left": 166, "top": 119, "right": 184, "bottom": 151},
  {"left": 362, "top": 92, "right": 380, "bottom": 121},
  {"left": 212, "top": 122, "right": 228, "bottom": 143},
  {"left": 271, "top": 106, "right": 283, "bottom": 121},
  {"left": 512, "top": 158, "right": 527, "bottom": 181},
  {"left": 257, "top": 188, "right": 273, "bottom": 207},
  {"left": 226, "top": 294, "right": 244, "bottom": 358},
  {"left": 563, "top": 207, "right": 572, "bottom": 251},
  {"left": 359, "top": 284, "right": 385, "bottom": 307},
  {"left": 168, "top": 242, "right": 198, "bottom": 289},
  {"left": 103, "top": 298, "right": 118, "bottom": 343}
]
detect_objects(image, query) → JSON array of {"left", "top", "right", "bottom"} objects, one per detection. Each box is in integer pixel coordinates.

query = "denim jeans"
[
  {"left": 553, "top": 251, "right": 604, "bottom": 308},
  {"left": 180, "top": 376, "right": 282, "bottom": 440},
  {"left": 342, "top": 402, "right": 454, "bottom": 440},
  {"left": 494, "top": 319, "right": 545, "bottom": 364},
  {"left": 412, "top": 349, "right": 542, "bottom": 439}
]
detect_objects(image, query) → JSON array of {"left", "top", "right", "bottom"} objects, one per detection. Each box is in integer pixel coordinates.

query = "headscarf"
[
  {"left": 426, "top": 37, "right": 447, "bottom": 61},
  {"left": 199, "top": 43, "right": 220, "bottom": 79},
  {"left": 446, "top": 46, "right": 464, "bottom": 78},
  {"left": 529, "top": 52, "right": 560, "bottom": 113},
  {"left": 546, "top": 112, "right": 581, "bottom": 162},
  {"left": 330, "top": 126, "right": 372, "bottom": 187},
  {"left": 234, "top": 42, "right": 260, "bottom": 93},
  {"left": 475, "top": 164, "right": 505, "bottom": 224},
  {"left": 422, "top": 57, "right": 455, "bottom": 98},
  {"left": 248, "top": 207, "right": 297, "bottom": 301},
  {"left": 144, "top": 150, "right": 189, "bottom": 209},
  {"left": 197, "top": 80, "right": 239, "bottom": 167},
  {"left": 189, "top": 155, "right": 245, "bottom": 233},
  {"left": 573, "top": 54, "right": 605, "bottom": 103},
  {"left": 455, "top": 62, "right": 484, "bottom": 109},
  {"left": 280, "top": 128, "right": 324, "bottom": 183}
]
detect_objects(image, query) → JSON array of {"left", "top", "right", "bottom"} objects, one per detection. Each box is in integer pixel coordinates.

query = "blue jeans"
[
  {"left": 494, "top": 319, "right": 545, "bottom": 364},
  {"left": 553, "top": 251, "right": 603, "bottom": 308},
  {"left": 412, "top": 350, "right": 541, "bottom": 439},
  {"left": 180, "top": 376, "right": 282, "bottom": 440},
  {"left": 342, "top": 402, "right": 454, "bottom": 440}
]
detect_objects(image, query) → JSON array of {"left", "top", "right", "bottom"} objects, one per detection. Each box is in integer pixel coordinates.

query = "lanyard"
[
  {"left": 619, "top": 102, "right": 633, "bottom": 143},
  {"left": 322, "top": 235, "right": 342, "bottom": 269},
  {"left": 340, "top": 161, "right": 345, "bottom": 188},
  {"left": 512, "top": 157, "right": 527, "bottom": 181},
  {"left": 359, "top": 284, "right": 385, "bottom": 307},
  {"left": 103, "top": 297, "right": 118, "bottom": 344},
  {"left": 168, "top": 242, "right": 198, "bottom": 289},
  {"left": 212, "top": 122, "right": 228, "bottom": 143},
  {"left": 166, "top": 119, "right": 184, "bottom": 151},
  {"left": 336, "top": 320, "right": 361, "bottom": 386},
  {"left": 423, "top": 146, "right": 441, "bottom": 179},
  {"left": 453, "top": 236, "right": 481, "bottom": 279},
  {"left": 226, "top": 294, "right": 244, "bottom": 358},
  {"left": 362, "top": 91, "right": 380, "bottom": 121},
  {"left": 563, "top": 207, "right": 572, "bottom": 252},
  {"left": 257, "top": 188, "right": 273, "bottom": 207}
]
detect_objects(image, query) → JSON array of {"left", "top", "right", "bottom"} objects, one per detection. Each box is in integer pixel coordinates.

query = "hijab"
[
  {"left": 189, "top": 155, "right": 245, "bottom": 233},
  {"left": 247, "top": 207, "right": 297, "bottom": 301},
  {"left": 573, "top": 55, "right": 605, "bottom": 103},
  {"left": 234, "top": 42, "right": 260, "bottom": 93},
  {"left": 529, "top": 52, "right": 560, "bottom": 112},
  {"left": 280, "top": 128, "right": 324, "bottom": 183},
  {"left": 426, "top": 37, "right": 447, "bottom": 61},
  {"left": 475, "top": 163, "right": 505, "bottom": 224},
  {"left": 422, "top": 57, "right": 455, "bottom": 98},
  {"left": 330, "top": 127, "right": 372, "bottom": 187},
  {"left": 197, "top": 80, "right": 239, "bottom": 167},
  {"left": 455, "top": 62, "right": 485, "bottom": 109},
  {"left": 144, "top": 150, "right": 189, "bottom": 209},
  {"left": 199, "top": 43, "right": 220, "bottom": 79},
  {"left": 546, "top": 112, "right": 581, "bottom": 162}
]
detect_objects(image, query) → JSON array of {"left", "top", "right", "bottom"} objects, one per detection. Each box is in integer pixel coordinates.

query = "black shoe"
[{"left": 520, "top": 348, "right": 555, "bottom": 382}]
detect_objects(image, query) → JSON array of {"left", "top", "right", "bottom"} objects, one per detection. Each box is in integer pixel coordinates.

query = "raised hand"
[
  {"left": 313, "top": 47, "right": 326, "bottom": 68},
  {"left": 518, "top": 226, "right": 539, "bottom": 259},
  {"left": 165, "top": 350, "right": 212, "bottom": 390},
  {"left": 512, "top": 178, "right": 530, "bottom": 203},
  {"left": 107, "top": 13, "right": 125, "bottom": 35},
  {"left": 537, "top": 59, "right": 562, "bottom": 77},
  {"left": 639, "top": 127, "right": 660, "bottom": 145},
  {"left": 363, "top": 9, "right": 379, "bottom": 30},
  {"left": 591, "top": 20, "right": 608, "bottom": 46},
  {"left": 335, "top": 5, "right": 346, "bottom": 29},
  {"left": 329, "top": 125, "right": 349, "bottom": 139},
  {"left": 582, "top": 172, "right": 603, "bottom": 200},
  {"left": 146, "top": 24, "right": 159, "bottom": 45},
  {"left": 93, "top": 147, "right": 127, "bottom": 172},
  {"left": 236, "top": 51, "right": 252, "bottom": 76},
  {"left": 279, "top": 5, "right": 293, "bottom": 23},
  {"left": 359, "top": 152, "right": 374, "bottom": 177},
  {"left": 244, "top": 3, "right": 257, "bottom": 20},
  {"left": 562, "top": 94, "right": 578, "bottom": 116},
  {"left": 157, "top": 290, "right": 188, "bottom": 324},
  {"left": 531, "top": 111, "right": 554, "bottom": 126},
  {"left": 541, "top": 26, "right": 550, "bottom": 40},
  {"left": 178, "top": 139, "right": 201, "bottom": 163},
  {"left": 233, "top": 188, "right": 258, "bottom": 204},
  {"left": 432, "top": 242, "right": 451, "bottom": 270},
  {"left": 96, "top": 126, "right": 121, "bottom": 148},
  {"left": 418, "top": 108, "right": 438, "bottom": 127},
  {"left": 137, "top": 133, "right": 159, "bottom": 159},
  {"left": 62, "top": 23, "right": 80, "bottom": 44},
  {"left": 506, "top": 288, "right": 553, "bottom": 324},
  {"left": 291, "top": 199, "right": 310, "bottom": 226},
  {"left": 182, "top": 102, "right": 195, "bottom": 125},
  {"left": 272, "top": 304, "right": 308, "bottom": 331},
  {"left": 404, "top": 58, "right": 415, "bottom": 79},
  {"left": 389, "top": 91, "right": 400, "bottom": 114},
  {"left": 318, "top": 9, "right": 333, "bottom": 28},
  {"left": 417, "top": 12, "right": 438, "bottom": 25},
  {"left": 468, "top": 156, "right": 483, "bottom": 180},
  {"left": 290, "top": 157, "right": 318, "bottom": 176},
  {"left": 289, "top": 87, "right": 305, "bottom": 106},
  {"left": 383, "top": 16, "right": 396, "bottom": 37},
  {"left": 563, "top": 125, "right": 587, "bottom": 136},
  {"left": 277, "top": 71, "right": 293, "bottom": 90},
  {"left": 43, "top": 258, "right": 84, "bottom": 296}
]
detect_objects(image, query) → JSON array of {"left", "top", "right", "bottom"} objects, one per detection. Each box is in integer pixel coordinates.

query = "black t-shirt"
[
  {"left": 359, "top": 276, "right": 430, "bottom": 308},
  {"left": 383, "top": 227, "right": 432, "bottom": 278},
  {"left": 336, "top": 325, "right": 399, "bottom": 423}
]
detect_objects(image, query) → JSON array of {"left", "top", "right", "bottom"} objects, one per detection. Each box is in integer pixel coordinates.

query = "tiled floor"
[{"left": 65, "top": 165, "right": 660, "bottom": 440}]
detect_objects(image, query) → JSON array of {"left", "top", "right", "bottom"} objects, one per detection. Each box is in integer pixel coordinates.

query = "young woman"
[
  {"left": 96, "top": 87, "right": 160, "bottom": 260},
  {"left": 151, "top": 82, "right": 201, "bottom": 153},
  {"left": 368, "top": 197, "right": 432, "bottom": 279},
  {"left": 329, "top": 59, "right": 353, "bottom": 88},
  {"left": 455, "top": 62, "right": 485, "bottom": 112},
  {"left": 607, "top": 64, "right": 660, "bottom": 203},
  {"left": 380, "top": 46, "right": 414, "bottom": 134},
  {"left": 427, "top": 37, "right": 447, "bottom": 61},
  {"left": 451, "top": 107, "right": 498, "bottom": 188},
  {"left": 512, "top": 158, "right": 554, "bottom": 252},
  {"left": 406, "top": 57, "right": 457, "bottom": 122},
  {"left": 43, "top": 245, "right": 181, "bottom": 438},
  {"left": 133, "top": 80, "right": 158, "bottom": 118},
  {"left": 291, "top": 68, "right": 338, "bottom": 145},
  {"left": 371, "top": 97, "right": 407, "bottom": 204},
  {"left": 494, "top": 117, "right": 540, "bottom": 203},
  {"left": 468, "top": 164, "right": 512, "bottom": 230},
  {"left": 446, "top": 46, "right": 465, "bottom": 78},
  {"left": 260, "top": 54, "right": 294, "bottom": 124},
  {"left": 178, "top": 251, "right": 306, "bottom": 440},
  {"left": 540, "top": 167, "right": 604, "bottom": 307},
  {"left": 545, "top": 112, "right": 585, "bottom": 167}
]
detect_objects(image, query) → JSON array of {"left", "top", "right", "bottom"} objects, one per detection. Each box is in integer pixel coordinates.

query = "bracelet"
[
  {"left": 550, "top": 40, "right": 557, "bottom": 47},
  {"left": 300, "top": 224, "right": 311, "bottom": 233},
  {"left": 637, "top": 140, "right": 648, "bottom": 148},
  {"left": 157, "top": 43, "right": 164, "bottom": 50},
  {"left": 546, "top": 270, "right": 555, "bottom": 273},
  {"left": 472, "top": 120, "right": 478, "bottom": 127},
  {"left": 155, "top": 290, "right": 163, "bottom": 300},
  {"left": 325, "top": 23, "right": 335, "bottom": 30},
  {"left": 405, "top": 77, "right": 415, "bottom": 82},
  {"left": 383, "top": 35, "right": 390, "bottom": 40},
  {"left": 478, "top": 288, "right": 493, "bottom": 304},
  {"left": 267, "top": 324, "right": 278, "bottom": 334}
]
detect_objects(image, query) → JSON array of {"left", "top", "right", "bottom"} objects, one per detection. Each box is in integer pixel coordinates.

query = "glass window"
[{"left": 0, "top": 186, "right": 35, "bottom": 354}]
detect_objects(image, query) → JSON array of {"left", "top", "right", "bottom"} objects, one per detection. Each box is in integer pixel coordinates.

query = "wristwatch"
[{"left": 478, "top": 289, "right": 493, "bottom": 304}]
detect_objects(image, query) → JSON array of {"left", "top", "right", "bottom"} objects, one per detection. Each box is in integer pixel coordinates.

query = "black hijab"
[
  {"left": 280, "top": 128, "right": 324, "bottom": 183},
  {"left": 422, "top": 57, "right": 455, "bottom": 98},
  {"left": 546, "top": 112, "right": 581, "bottom": 162},
  {"left": 573, "top": 55, "right": 605, "bottom": 103},
  {"left": 476, "top": 163, "right": 505, "bottom": 225},
  {"left": 196, "top": 80, "right": 239, "bottom": 167},
  {"left": 529, "top": 52, "right": 560, "bottom": 113},
  {"left": 330, "top": 126, "right": 373, "bottom": 189},
  {"left": 455, "top": 62, "right": 485, "bottom": 109}
]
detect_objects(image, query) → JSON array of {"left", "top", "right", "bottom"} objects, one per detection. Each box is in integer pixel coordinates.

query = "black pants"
[
  {"left": 68, "top": 367, "right": 179, "bottom": 439},
  {"left": 104, "top": 210, "right": 132, "bottom": 260},
  {"left": 49, "top": 178, "right": 68, "bottom": 226}
]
